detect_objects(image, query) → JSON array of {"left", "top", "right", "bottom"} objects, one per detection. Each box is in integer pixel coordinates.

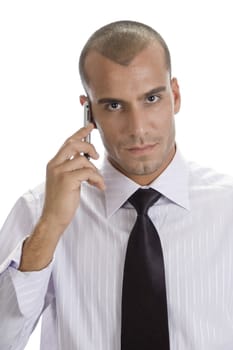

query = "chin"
[{"left": 119, "top": 158, "right": 163, "bottom": 176}]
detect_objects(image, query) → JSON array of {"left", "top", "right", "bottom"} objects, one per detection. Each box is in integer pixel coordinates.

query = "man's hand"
[
  {"left": 19, "top": 124, "right": 105, "bottom": 271},
  {"left": 41, "top": 123, "right": 105, "bottom": 234}
]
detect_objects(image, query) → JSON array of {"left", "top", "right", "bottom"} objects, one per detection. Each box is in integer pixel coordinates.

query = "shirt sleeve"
[{"left": 0, "top": 188, "right": 55, "bottom": 350}]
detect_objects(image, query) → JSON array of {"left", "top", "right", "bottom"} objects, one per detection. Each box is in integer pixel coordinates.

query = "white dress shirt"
[{"left": 1, "top": 149, "right": 233, "bottom": 350}]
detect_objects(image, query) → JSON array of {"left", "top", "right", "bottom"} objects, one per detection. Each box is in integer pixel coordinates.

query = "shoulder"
[
  {"left": 0, "top": 183, "right": 46, "bottom": 266},
  {"left": 21, "top": 182, "right": 45, "bottom": 216},
  {"left": 17, "top": 181, "right": 105, "bottom": 220},
  {"left": 189, "top": 161, "right": 233, "bottom": 187},
  {"left": 3, "top": 183, "right": 46, "bottom": 228},
  {"left": 188, "top": 160, "right": 233, "bottom": 202}
]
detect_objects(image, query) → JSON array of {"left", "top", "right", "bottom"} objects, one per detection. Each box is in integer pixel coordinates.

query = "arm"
[
  {"left": 19, "top": 123, "right": 104, "bottom": 272},
  {"left": 0, "top": 232, "right": 54, "bottom": 349},
  {"left": 0, "top": 123, "right": 105, "bottom": 348},
  {"left": 0, "top": 262, "right": 53, "bottom": 350}
]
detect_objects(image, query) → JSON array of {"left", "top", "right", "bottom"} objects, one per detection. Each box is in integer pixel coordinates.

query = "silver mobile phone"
[
  {"left": 83, "top": 101, "right": 91, "bottom": 159},
  {"left": 84, "top": 101, "right": 91, "bottom": 142}
]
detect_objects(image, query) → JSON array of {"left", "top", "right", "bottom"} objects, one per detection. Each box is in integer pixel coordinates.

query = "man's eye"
[
  {"left": 147, "top": 95, "right": 160, "bottom": 103},
  {"left": 107, "top": 102, "right": 121, "bottom": 111}
]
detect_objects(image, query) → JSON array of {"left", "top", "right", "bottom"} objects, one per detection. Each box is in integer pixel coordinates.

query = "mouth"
[{"left": 125, "top": 143, "right": 157, "bottom": 156}]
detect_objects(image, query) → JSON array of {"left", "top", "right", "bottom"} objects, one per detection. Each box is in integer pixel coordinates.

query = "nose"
[{"left": 126, "top": 106, "right": 146, "bottom": 137}]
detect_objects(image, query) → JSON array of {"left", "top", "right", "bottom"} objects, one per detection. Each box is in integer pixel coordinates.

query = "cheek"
[
  {"left": 96, "top": 122, "right": 118, "bottom": 149},
  {"left": 153, "top": 104, "right": 174, "bottom": 130},
  {"left": 162, "top": 117, "right": 176, "bottom": 147},
  {"left": 161, "top": 115, "right": 175, "bottom": 137},
  {"left": 153, "top": 106, "right": 175, "bottom": 143}
]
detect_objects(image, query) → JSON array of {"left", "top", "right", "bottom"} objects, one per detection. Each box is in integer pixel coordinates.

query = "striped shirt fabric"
[{"left": 1, "top": 149, "right": 233, "bottom": 349}]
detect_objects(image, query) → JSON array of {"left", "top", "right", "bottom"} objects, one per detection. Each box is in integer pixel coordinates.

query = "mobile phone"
[
  {"left": 84, "top": 101, "right": 91, "bottom": 141},
  {"left": 83, "top": 101, "right": 91, "bottom": 159}
]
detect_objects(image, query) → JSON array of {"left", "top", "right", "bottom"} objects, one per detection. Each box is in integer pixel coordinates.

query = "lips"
[{"left": 126, "top": 144, "right": 157, "bottom": 155}]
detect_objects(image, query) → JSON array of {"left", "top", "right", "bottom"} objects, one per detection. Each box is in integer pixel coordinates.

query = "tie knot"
[{"left": 128, "top": 188, "right": 161, "bottom": 215}]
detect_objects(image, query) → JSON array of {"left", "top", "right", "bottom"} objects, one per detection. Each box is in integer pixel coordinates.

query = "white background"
[{"left": 1, "top": 0, "right": 233, "bottom": 348}]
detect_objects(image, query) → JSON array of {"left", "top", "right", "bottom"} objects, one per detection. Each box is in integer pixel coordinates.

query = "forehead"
[{"left": 84, "top": 44, "right": 169, "bottom": 100}]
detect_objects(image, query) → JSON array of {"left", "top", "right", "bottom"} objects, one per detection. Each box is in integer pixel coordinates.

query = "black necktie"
[{"left": 121, "top": 188, "right": 170, "bottom": 349}]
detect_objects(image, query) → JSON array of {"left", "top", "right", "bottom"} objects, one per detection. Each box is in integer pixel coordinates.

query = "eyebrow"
[{"left": 97, "top": 86, "right": 167, "bottom": 105}]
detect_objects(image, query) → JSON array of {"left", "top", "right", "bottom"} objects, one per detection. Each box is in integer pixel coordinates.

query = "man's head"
[
  {"left": 79, "top": 20, "right": 181, "bottom": 185},
  {"left": 79, "top": 20, "right": 172, "bottom": 90}
]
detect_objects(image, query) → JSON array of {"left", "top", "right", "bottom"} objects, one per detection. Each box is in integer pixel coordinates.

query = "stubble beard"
[
  {"left": 115, "top": 156, "right": 164, "bottom": 176},
  {"left": 106, "top": 132, "right": 176, "bottom": 178}
]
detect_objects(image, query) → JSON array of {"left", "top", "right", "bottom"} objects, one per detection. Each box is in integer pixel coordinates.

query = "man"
[{"left": 1, "top": 20, "right": 233, "bottom": 350}]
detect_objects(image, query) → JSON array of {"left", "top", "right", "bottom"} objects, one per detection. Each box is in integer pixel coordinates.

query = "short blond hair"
[{"left": 79, "top": 20, "right": 172, "bottom": 89}]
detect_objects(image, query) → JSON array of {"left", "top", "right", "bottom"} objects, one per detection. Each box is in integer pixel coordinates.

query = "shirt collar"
[{"left": 101, "top": 148, "right": 190, "bottom": 218}]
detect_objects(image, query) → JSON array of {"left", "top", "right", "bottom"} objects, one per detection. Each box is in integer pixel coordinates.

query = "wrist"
[
  {"left": 18, "top": 217, "right": 62, "bottom": 272},
  {"left": 38, "top": 213, "right": 67, "bottom": 238}
]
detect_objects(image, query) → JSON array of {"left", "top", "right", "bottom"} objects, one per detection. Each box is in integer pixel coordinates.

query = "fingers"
[
  {"left": 46, "top": 124, "right": 106, "bottom": 192},
  {"left": 67, "top": 168, "right": 106, "bottom": 191},
  {"left": 52, "top": 123, "right": 98, "bottom": 166},
  {"left": 41, "top": 124, "right": 105, "bottom": 232},
  {"left": 56, "top": 153, "right": 97, "bottom": 173},
  {"left": 67, "top": 123, "right": 95, "bottom": 140},
  {"left": 50, "top": 156, "right": 105, "bottom": 190}
]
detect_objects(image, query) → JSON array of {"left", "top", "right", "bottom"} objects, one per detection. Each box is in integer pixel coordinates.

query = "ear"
[
  {"left": 171, "top": 78, "right": 181, "bottom": 114},
  {"left": 79, "top": 95, "right": 88, "bottom": 106}
]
